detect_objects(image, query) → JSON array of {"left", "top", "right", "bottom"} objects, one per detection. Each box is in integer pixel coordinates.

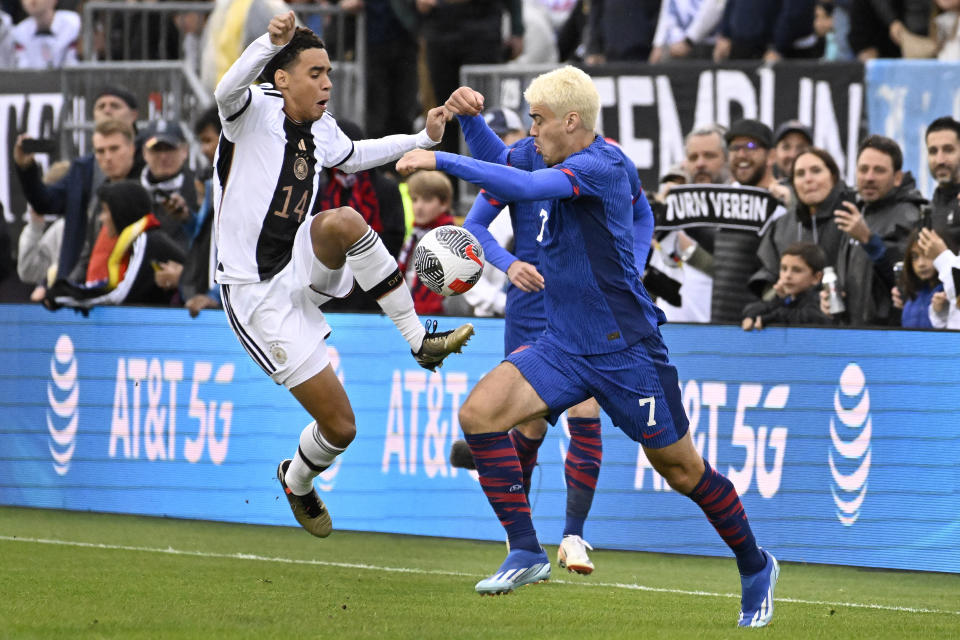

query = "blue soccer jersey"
[
  {"left": 457, "top": 115, "right": 656, "bottom": 355},
  {"left": 540, "top": 138, "right": 663, "bottom": 354}
]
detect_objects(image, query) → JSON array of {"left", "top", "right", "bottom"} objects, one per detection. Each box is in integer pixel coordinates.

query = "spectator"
[
  {"left": 0, "top": 10, "right": 14, "bottom": 67},
  {"left": 653, "top": 125, "right": 726, "bottom": 323},
  {"left": 418, "top": 0, "right": 522, "bottom": 156},
  {"left": 831, "top": 135, "right": 922, "bottom": 325},
  {"left": 512, "top": 0, "right": 560, "bottom": 64},
  {"left": 139, "top": 119, "right": 200, "bottom": 252},
  {"left": 16, "top": 160, "right": 70, "bottom": 299},
  {"left": 14, "top": 117, "right": 141, "bottom": 286},
  {"left": 935, "top": 0, "right": 960, "bottom": 59},
  {"left": 649, "top": 0, "right": 725, "bottom": 63},
  {"left": 815, "top": 1, "right": 855, "bottom": 60},
  {"left": 773, "top": 119, "right": 813, "bottom": 181},
  {"left": 752, "top": 147, "right": 854, "bottom": 296},
  {"left": 714, "top": 0, "right": 821, "bottom": 62},
  {"left": 849, "top": 0, "right": 933, "bottom": 60},
  {"left": 892, "top": 228, "right": 944, "bottom": 328},
  {"left": 396, "top": 170, "right": 455, "bottom": 315},
  {"left": 710, "top": 119, "right": 789, "bottom": 324},
  {"left": 12, "top": 0, "right": 78, "bottom": 68},
  {"left": 338, "top": 0, "right": 420, "bottom": 139},
  {"left": 918, "top": 227, "right": 960, "bottom": 328},
  {"left": 924, "top": 116, "right": 960, "bottom": 246},
  {"left": 201, "top": 0, "right": 293, "bottom": 93},
  {"left": 176, "top": 106, "right": 223, "bottom": 318},
  {"left": 742, "top": 242, "right": 830, "bottom": 330},
  {"left": 44, "top": 181, "right": 186, "bottom": 310},
  {"left": 585, "top": 0, "right": 660, "bottom": 64}
]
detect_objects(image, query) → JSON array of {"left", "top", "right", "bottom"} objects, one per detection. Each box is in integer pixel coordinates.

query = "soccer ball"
[{"left": 413, "top": 225, "right": 484, "bottom": 296}]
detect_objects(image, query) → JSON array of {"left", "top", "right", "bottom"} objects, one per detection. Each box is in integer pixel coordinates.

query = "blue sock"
[
  {"left": 563, "top": 417, "right": 602, "bottom": 537},
  {"left": 464, "top": 431, "right": 540, "bottom": 553},
  {"left": 687, "top": 459, "right": 765, "bottom": 575}
]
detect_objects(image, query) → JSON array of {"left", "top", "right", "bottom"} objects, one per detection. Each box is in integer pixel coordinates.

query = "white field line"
[{"left": 2, "top": 534, "right": 957, "bottom": 616}]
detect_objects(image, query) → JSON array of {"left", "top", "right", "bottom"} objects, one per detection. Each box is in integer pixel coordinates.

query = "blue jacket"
[
  {"left": 16, "top": 154, "right": 96, "bottom": 280},
  {"left": 901, "top": 283, "right": 942, "bottom": 329}
]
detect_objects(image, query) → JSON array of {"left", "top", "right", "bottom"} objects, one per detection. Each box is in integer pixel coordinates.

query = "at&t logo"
[
  {"left": 829, "top": 363, "right": 871, "bottom": 526},
  {"left": 47, "top": 335, "right": 79, "bottom": 475}
]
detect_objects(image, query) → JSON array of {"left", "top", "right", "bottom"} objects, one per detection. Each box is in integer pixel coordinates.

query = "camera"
[{"left": 920, "top": 205, "right": 934, "bottom": 230}]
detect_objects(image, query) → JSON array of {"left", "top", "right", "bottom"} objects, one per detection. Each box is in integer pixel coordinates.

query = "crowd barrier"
[{"left": 1, "top": 304, "right": 957, "bottom": 573}]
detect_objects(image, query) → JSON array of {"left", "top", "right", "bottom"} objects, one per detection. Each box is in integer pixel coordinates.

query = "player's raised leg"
[
  {"left": 558, "top": 397, "right": 602, "bottom": 575},
  {"left": 458, "top": 362, "right": 553, "bottom": 595},
  {"left": 309, "top": 206, "right": 473, "bottom": 369}
]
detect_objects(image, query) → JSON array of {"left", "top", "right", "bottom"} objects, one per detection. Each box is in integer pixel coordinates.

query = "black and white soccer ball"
[{"left": 413, "top": 225, "right": 485, "bottom": 296}]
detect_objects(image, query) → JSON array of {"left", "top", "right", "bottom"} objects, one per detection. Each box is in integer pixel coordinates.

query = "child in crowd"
[
  {"left": 742, "top": 242, "right": 831, "bottom": 330},
  {"left": 396, "top": 170, "right": 456, "bottom": 315},
  {"left": 892, "top": 229, "right": 945, "bottom": 328}
]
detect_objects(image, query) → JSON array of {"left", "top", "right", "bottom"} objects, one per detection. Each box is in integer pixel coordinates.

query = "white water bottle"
[{"left": 822, "top": 266, "right": 845, "bottom": 315}]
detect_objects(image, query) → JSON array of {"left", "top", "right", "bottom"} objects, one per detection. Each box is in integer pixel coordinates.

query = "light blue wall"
[{"left": 1, "top": 305, "right": 957, "bottom": 572}]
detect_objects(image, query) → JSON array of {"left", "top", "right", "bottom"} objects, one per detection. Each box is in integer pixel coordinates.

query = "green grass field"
[{"left": 1, "top": 506, "right": 957, "bottom": 639}]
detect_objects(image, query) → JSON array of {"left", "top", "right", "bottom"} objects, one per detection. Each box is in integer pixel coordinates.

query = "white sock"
[
  {"left": 346, "top": 228, "right": 425, "bottom": 352},
  {"left": 285, "top": 421, "right": 345, "bottom": 495}
]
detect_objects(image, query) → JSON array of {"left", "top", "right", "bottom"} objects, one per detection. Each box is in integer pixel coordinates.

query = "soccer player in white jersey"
[{"left": 213, "top": 12, "right": 473, "bottom": 538}]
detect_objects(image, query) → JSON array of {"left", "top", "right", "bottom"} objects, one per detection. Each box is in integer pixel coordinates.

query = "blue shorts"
[
  {"left": 504, "top": 316, "right": 546, "bottom": 355},
  {"left": 506, "top": 330, "right": 689, "bottom": 449}
]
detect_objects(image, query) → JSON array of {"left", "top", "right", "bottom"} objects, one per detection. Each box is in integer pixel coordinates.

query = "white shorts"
[{"left": 220, "top": 219, "right": 355, "bottom": 388}]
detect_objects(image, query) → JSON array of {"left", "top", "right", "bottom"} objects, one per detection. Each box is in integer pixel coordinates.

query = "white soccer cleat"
[{"left": 557, "top": 534, "right": 595, "bottom": 575}]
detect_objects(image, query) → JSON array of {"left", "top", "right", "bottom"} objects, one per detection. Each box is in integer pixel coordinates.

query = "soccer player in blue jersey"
[
  {"left": 397, "top": 67, "right": 779, "bottom": 627},
  {"left": 445, "top": 101, "right": 655, "bottom": 575}
]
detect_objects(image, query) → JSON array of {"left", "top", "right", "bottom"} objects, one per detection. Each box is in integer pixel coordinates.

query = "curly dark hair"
[{"left": 259, "top": 27, "right": 326, "bottom": 86}]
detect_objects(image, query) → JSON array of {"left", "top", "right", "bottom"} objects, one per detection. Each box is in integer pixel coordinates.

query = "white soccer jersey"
[
  {"left": 13, "top": 10, "right": 79, "bottom": 69},
  {"left": 214, "top": 33, "right": 438, "bottom": 285}
]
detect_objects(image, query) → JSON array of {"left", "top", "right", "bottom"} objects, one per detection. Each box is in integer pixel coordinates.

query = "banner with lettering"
[
  {"left": 656, "top": 184, "right": 784, "bottom": 233},
  {"left": 1, "top": 305, "right": 958, "bottom": 573},
  {"left": 462, "top": 60, "right": 865, "bottom": 191}
]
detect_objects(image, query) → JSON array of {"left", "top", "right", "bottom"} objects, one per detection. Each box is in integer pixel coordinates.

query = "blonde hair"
[
  {"left": 523, "top": 65, "right": 600, "bottom": 132},
  {"left": 94, "top": 118, "right": 135, "bottom": 143},
  {"left": 407, "top": 170, "right": 453, "bottom": 204}
]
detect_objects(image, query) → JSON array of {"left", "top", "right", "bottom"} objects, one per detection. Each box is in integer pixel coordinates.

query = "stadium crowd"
[{"left": 1, "top": 0, "right": 960, "bottom": 330}]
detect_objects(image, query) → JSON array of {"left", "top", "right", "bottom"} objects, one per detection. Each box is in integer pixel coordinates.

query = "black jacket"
[
  {"left": 742, "top": 287, "right": 830, "bottom": 326},
  {"left": 836, "top": 173, "right": 923, "bottom": 326}
]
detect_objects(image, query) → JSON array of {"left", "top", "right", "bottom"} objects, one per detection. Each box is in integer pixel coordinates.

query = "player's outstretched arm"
[
  {"left": 457, "top": 114, "right": 510, "bottom": 165},
  {"left": 396, "top": 150, "right": 573, "bottom": 203},
  {"left": 336, "top": 106, "right": 447, "bottom": 173},
  {"left": 213, "top": 11, "right": 295, "bottom": 117},
  {"left": 463, "top": 192, "right": 517, "bottom": 274}
]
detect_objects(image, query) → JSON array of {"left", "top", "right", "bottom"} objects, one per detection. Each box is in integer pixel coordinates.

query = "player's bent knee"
[
  {"left": 318, "top": 418, "right": 357, "bottom": 449},
  {"left": 310, "top": 206, "right": 367, "bottom": 255},
  {"left": 458, "top": 399, "right": 497, "bottom": 435}
]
